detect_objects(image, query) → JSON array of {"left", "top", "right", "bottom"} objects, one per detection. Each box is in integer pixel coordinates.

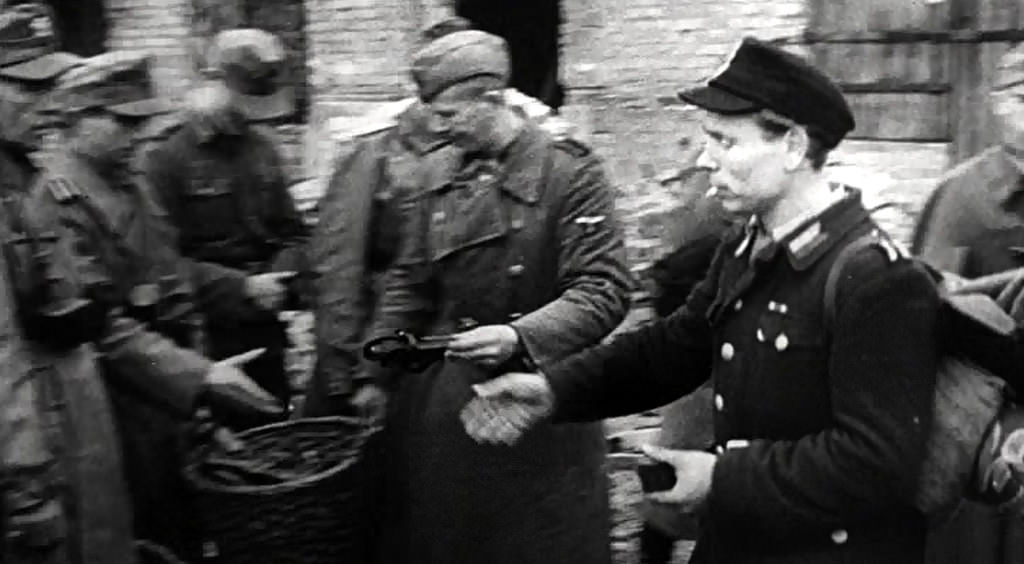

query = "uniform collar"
[
  {"left": 731, "top": 186, "right": 872, "bottom": 272},
  {"left": 425, "top": 123, "right": 546, "bottom": 204}
]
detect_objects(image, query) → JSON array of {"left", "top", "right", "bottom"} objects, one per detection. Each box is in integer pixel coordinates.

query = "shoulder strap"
[{"left": 823, "top": 233, "right": 905, "bottom": 331}]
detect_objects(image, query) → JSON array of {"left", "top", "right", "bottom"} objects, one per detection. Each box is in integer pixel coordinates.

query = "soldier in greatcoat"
[
  {"left": 0, "top": 4, "right": 139, "bottom": 563},
  {"left": 466, "top": 37, "right": 942, "bottom": 564},
  {"left": 365, "top": 30, "right": 634, "bottom": 564},
  {"left": 22, "top": 50, "right": 280, "bottom": 562}
]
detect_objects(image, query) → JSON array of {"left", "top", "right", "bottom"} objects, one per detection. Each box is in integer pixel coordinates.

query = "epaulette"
[
  {"left": 45, "top": 177, "right": 83, "bottom": 203},
  {"left": 554, "top": 137, "right": 592, "bottom": 158}
]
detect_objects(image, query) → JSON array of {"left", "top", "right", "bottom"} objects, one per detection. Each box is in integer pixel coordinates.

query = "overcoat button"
[
  {"left": 756, "top": 328, "right": 765, "bottom": 342},
  {"left": 511, "top": 218, "right": 525, "bottom": 230},
  {"left": 714, "top": 394, "right": 725, "bottom": 411},
  {"left": 733, "top": 299, "right": 743, "bottom": 311},
  {"left": 768, "top": 300, "right": 778, "bottom": 311},
  {"left": 715, "top": 444, "right": 726, "bottom": 455},
  {"left": 831, "top": 529, "right": 849, "bottom": 545},
  {"left": 508, "top": 312, "right": 522, "bottom": 320},
  {"left": 507, "top": 264, "right": 525, "bottom": 277},
  {"left": 778, "top": 303, "right": 789, "bottom": 314},
  {"left": 720, "top": 342, "right": 735, "bottom": 361},
  {"left": 775, "top": 333, "right": 789, "bottom": 352}
]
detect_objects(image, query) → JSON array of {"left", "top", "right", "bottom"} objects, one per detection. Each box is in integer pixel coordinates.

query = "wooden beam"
[{"left": 802, "top": 29, "right": 1024, "bottom": 44}]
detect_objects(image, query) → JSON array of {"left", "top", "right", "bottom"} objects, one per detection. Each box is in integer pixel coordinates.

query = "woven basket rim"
[{"left": 184, "top": 416, "right": 379, "bottom": 495}]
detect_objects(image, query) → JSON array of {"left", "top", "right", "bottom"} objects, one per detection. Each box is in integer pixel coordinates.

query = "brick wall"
[
  {"left": 559, "top": 0, "right": 948, "bottom": 277},
  {"left": 105, "top": 0, "right": 193, "bottom": 99}
]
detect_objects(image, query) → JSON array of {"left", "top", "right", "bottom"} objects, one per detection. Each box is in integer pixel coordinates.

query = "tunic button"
[
  {"left": 511, "top": 218, "right": 525, "bottom": 230},
  {"left": 733, "top": 299, "right": 743, "bottom": 311},
  {"left": 778, "top": 303, "right": 789, "bottom": 314},
  {"left": 831, "top": 529, "right": 849, "bottom": 545},
  {"left": 768, "top": 300, "right": 778, "bottom": 312},
  {"left": 775, "top": 333, "right": 789, "bottom": 352},
  {"left": 756, "top": 328, "right": 765, "bottom": 342},
  {"left": 507, "top": 264, "right": 526, "bottom": 277},
  {"left": 715, "top": 444, "right": 726, "bottom": 455},
  {"left": 714, "top": 394, "right": 725, "bottom": 411},
  {"left": 720, "top": 342, "right": 735, "bottom": 361}
]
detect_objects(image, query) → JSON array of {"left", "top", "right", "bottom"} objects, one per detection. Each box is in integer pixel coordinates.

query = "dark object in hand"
[
  {"left": 638, "top": 458, "right": 677, "bottom": 493},
  {"left": 363, "top": 331, "right": 453, "bottom": 373}
]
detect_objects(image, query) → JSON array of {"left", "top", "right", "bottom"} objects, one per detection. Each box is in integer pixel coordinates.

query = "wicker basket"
[{"left": 183, "top": 417, "right": 379, "bottom": 564}]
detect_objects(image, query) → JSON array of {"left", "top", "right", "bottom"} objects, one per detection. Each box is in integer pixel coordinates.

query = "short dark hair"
[
  {"left": 420, "top": 17, "right": 474, "bottom": 44},
  {"left": 754, "top": 112, "right": 831, "bottom": 170}
]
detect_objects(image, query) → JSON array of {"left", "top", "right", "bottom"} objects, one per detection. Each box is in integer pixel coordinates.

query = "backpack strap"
[{"left": 823, "top": 231, "right": 908, "bottom": 332}]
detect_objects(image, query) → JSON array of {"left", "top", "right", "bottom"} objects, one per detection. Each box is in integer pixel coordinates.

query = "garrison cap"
[
  {"left": 411, "top": 30, "right": 509, "bottom": 101},
  {"left": 206, "top": 28, "right": 294, "bottom": 121},
  {"left": 0, "top": 2, "right": 81, "bottom": 81},
  {"left": 56, "top": 50, "right": 170, "bottom": 117},
  {"left": 678, "top": 37, "right": 855, "bottom": 149}
]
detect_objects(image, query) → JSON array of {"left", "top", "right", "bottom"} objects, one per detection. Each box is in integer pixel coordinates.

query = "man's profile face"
[
  {"left": 695, "top": 112, "right": 790, "bottom": 217},
  {"left": 428, "top": 83, "right": 497, "bottom": 152}
]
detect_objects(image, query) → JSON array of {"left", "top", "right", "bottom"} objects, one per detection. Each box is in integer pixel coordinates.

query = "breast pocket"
[
  {"left": 425, "top": 184, "right": 509, "bottom": 262},
  {"left": 182, "top": 177, "right": 236, "bottom": 241}
]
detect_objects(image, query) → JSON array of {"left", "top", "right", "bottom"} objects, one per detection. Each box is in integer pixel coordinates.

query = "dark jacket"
[
  {"left": 0, "top": 148, "right": 136, "bottom": 564},
  {"left": 369, "top": 122, "right": 634, "bottom": 564},
  {"left": 548, "top": 189, "right": 940, "bottom": 564},
  {"left": 140, "top": 121, "right": 309, "bottom": 325},
  {"left": 912, "top": 145, "right": 1024, "bottom": 564},
  {"left": 302, "top": 102, "right": 450, "bottom": 407}
]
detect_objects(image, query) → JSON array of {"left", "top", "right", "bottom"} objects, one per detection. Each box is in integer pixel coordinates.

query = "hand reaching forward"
[
  {"left": 205, "top": 348, "right": 283, "bottom": 421},
  {"left": 461, "top": 372, "right": 555, "bottom": 445}
]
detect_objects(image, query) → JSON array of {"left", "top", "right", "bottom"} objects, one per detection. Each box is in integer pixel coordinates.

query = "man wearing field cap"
[
  {"left": 367, "top": 29, "right": 632, "bottom": 564},
  {"left": 463, "top": 37, "right": 941, "bottom": 564},
  {"left": 913, "top": 43, "right": 1024, "bottom": 564},
  {"left": 141, "top": 29, "right": 309, "bottom": 418},
  {"left": 0, "top": 4, "right": 145, "bottom": 564},
  {"left": 302, "top": 16, "right": 579, "bottom": 419},
  {"left": 23, "top": 50, "right": 282, "bottom": 561}
]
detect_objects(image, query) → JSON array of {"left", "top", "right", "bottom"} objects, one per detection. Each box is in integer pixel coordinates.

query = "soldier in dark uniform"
[
  {"left": 300, "top": 17, "right": 474, "bottom": 419},
  {"left": 23, "top": 50, "right": 280, "bottom": 562},
  {"left": 367, "top": 30, "right": 634, "bottom": 564},
  {"left": 912, "top": 44, "right": 1024, "bottom": 564},
  {"left": 141, "top": 29, "right": 308, "bottom": 415},
  {"left": 466, "top": 37, "right": 941, "bottom": 564}
]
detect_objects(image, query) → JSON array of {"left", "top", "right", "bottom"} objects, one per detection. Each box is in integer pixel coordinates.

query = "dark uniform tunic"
[
  {"left": 141, "top": 121, "right": 309, "bottom": 407},
  {"left": 24, "top": 151, "right": 215, "bottom": 561},
  {"left": 302, "top": 102, "right": 449, "bottom": 415},
  {"left": 0, "top": 148, "right": 137, "bottom": 564},
  {"left": 912, "top": 145, "right": 1024, "bottom": 564},
  {"left": 370, "top": 122, "right": 634, "bottom": 564},
  {"left": 548, "top": 189, "right": 940, "bottom": 564}
]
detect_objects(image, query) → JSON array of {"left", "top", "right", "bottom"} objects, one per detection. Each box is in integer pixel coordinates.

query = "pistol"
[{"left": 363, "top": 331, "right": 453, "bottom": 373}]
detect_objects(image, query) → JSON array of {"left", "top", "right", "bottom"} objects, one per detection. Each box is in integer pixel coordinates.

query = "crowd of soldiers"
[{"left": 5, "top": 1, "right": 1024, "bottom": 564}]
